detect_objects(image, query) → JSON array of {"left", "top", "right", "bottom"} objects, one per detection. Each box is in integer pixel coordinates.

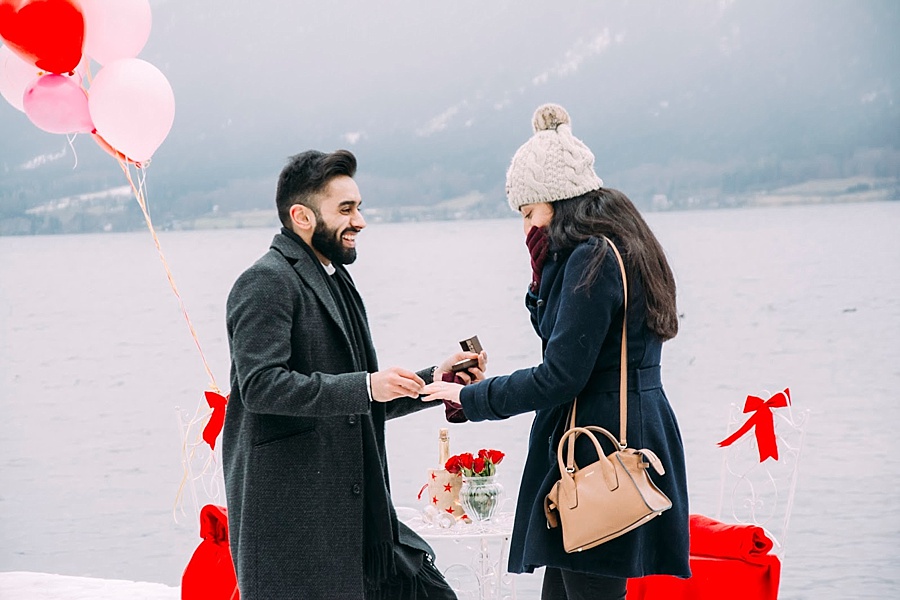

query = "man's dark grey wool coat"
[{"left": 223, "top": 232, "right": 440, "bottom": 599}]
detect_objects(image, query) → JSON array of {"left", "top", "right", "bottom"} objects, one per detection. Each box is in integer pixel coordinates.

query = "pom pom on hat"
[
  {"left": 532, "top": 103, "right": 571, "bottom": 132},
  {"left": 506, "top": 103, "right": 603, "bottom": 211}
]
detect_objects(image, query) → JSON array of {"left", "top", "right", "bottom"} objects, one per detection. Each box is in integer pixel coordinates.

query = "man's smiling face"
[{"left": 310, "top": 175, "right": 366, "bottom": 265}]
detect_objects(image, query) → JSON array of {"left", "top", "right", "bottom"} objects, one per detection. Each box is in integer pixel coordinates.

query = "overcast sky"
[{"left": 1, "top": 0, "right": 897, "bottom": 209}]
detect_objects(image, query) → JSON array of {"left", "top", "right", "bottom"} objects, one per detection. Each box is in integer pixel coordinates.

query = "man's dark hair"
[{"left": 275, "top": 149, "right": 357, "bottom": 226}]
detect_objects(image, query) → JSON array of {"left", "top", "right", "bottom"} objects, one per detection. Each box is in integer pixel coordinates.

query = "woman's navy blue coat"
[{"left": 459, "top": 238, "right": 691, "bottom": 579}]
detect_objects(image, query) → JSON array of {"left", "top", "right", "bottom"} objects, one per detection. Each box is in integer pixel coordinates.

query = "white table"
[{"left": 399, "top": 506, "right": 518, "bottom": 600}]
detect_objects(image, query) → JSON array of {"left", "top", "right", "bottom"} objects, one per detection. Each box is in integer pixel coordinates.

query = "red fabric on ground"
[
  {"left": 626, "top": 514, "right": 781, "bottom": 599},
  {"left": 627, "top": 555, "right": 781, "bottom": 600},
  {"left": 182, "top": 505, "right": 239, "bottom": 600}
]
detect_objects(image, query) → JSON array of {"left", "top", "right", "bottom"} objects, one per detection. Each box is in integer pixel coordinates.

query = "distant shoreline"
[{"left": 1, "top": 175, "right": 896, "bottom": 237}]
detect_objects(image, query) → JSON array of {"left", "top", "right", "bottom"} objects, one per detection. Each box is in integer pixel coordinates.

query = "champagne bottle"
[{"left": 438, "top": 427, "right": 450, "bottom": 467}]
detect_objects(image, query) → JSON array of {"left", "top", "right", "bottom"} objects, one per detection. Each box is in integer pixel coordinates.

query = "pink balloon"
[
  {"left": 92, "top": 130, "right": 139, "bottom": 165},
  {"left": 79, "top": 0, "right": 151, "bottom": 66},
  {"left": 88, "top": 58, "right": 175, "bottom": 163},
  {"left": 0, "top": 43, "right": 41, "bottom": 111},
  {"left": 0, "top": 45, "right": 89, "bottom": 112},
  {"left": 23, "top": 73, "right": 93, "bottom": 134}
]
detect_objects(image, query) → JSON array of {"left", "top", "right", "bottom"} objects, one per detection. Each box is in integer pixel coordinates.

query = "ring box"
[{"left": 450, "top": 336, "right": 483, "bottom": 372}]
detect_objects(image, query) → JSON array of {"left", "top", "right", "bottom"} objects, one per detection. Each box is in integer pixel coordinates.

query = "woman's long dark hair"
[{"left": 545, "top": 188, "right": 679, "bottom": 341}]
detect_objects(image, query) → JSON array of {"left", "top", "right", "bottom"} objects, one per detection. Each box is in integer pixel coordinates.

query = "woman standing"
[{"left": 422, "top": 104, "right": 690, "bottom": 600}]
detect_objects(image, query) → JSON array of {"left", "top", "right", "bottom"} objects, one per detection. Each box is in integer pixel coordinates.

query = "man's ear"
[{"left": 289, "top": 203, "right": 315, "bottom": 233}]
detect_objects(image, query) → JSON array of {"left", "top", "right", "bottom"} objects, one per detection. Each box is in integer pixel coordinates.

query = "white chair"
[{"left": 715, "top": 389, "right": 810, "bottom": 559}]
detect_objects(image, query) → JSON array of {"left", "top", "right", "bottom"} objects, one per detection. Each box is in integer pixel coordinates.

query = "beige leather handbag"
[{"left": 544, "top": 238, "right": 672, "bottom": 553}]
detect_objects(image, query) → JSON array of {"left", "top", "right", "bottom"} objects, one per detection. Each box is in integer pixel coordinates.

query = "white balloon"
[
  {"left": 0, "top": 45, "right": 42, "bottom": 112},
  {"left": 89, "top": 58, "right": 175, "bottom": 163},
  {"left": 79, "top": 0, "right": 152, "bottom": 66}
]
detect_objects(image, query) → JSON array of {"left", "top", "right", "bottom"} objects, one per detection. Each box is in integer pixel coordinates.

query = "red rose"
[
  {"left": 486, "top": 449, "right": 504, "bottom": 465},
  {"left": 459, "top": 453, "right": 475, "bottom": 470},
  {"left": 444, "top": 455, "right": 461, "bottom": 474},
  {"left": 473, "top": 457, "right": 486, "bottom": 474}
]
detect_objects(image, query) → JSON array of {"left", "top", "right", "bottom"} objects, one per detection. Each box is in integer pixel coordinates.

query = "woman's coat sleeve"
[{"left": 460, "top": 242, "right": 624, "bottom": 421}]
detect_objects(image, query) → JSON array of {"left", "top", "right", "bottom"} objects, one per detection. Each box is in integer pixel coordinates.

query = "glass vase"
[{"left": 459, "top": 475, "right": 503, "bottom": 522}]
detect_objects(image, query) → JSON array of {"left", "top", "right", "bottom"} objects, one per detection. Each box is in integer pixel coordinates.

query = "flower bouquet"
[
  {"left": 444, "top": 448, "right": 505, "bottom": 477},
  {"left": 445, "top": 449, "right": 505, "bottom": 522}
]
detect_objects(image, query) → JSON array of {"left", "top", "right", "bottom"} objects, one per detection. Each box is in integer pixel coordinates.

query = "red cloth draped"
[
  {"left": 689, "top": 514, "right": 774, "bottom": 564},
  {"left": 182, "top": 505, "right": 239, "bottom": 600},
  {"left": 626, "top": 514, "right": 781, "bottom": 600}
]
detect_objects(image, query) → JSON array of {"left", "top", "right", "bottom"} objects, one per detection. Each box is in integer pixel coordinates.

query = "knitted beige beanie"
[{"left": 505, "top": 103, "right": 603, "bottom": 211}]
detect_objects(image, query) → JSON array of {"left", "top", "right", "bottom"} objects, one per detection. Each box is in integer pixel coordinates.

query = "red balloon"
[{"left": 0, "top": 0, "right": 85, "bottom": 74}]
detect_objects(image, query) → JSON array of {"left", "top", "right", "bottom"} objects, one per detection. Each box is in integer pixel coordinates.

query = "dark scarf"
[{"left": 280, "top": 228, "right": 446, "bottom": 598}]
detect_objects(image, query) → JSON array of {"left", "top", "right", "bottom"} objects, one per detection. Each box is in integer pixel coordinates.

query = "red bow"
[
  {"left": 718, "top": 388, "right": 791, "bottom": 462},
  {"left": 202, "top": 391, "right": 229, "bottom": 450}
]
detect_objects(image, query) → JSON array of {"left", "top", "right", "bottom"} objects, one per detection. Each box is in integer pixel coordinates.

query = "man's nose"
[{"left": 352, "top": 211, "right": 366, "bottom": 230}]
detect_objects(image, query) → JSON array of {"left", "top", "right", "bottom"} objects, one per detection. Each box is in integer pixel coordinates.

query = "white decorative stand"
[
  {"left": 716, "top": 390, "right": 810, "bottom": 558},
  {"left": 398, "top": 505, "right": 517, "bottom": 600}
]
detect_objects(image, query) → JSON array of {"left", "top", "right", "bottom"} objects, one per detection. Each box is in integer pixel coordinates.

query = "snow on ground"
[{"left": 0, "top": 572, "right": 178, "bottom": 600}]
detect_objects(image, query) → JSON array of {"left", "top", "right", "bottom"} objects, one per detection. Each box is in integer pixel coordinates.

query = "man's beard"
[{"left": 312, "top": 219, "right": 358, "bottom": 265}]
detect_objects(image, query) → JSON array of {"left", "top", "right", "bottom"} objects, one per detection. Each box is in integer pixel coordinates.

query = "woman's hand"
[
  {"left": 436, "top": 350, "right": 488, "bottom": 384},
  {"left": 420, "top": 380, "right": 463, "bottom": 404}
]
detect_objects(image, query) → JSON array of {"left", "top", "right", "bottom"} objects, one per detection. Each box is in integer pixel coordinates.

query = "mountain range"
[{"left": 1, "top": 0, "right": 898, "bottom": 234}]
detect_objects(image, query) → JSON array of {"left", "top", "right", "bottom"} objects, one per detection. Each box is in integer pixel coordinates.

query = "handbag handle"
[
  {"left": 568, "top": 236, "right": 630, "bottom": 450},
  {"left": 560, "top": 424, "right": 666, "bottom": 476},
  {"left": 557, "top": 426, "right": 621, "bottom": 498}
]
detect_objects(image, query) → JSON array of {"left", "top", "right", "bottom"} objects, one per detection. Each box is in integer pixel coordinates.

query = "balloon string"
[
  {"left": 66, "top": 134, "right": 79, "bottom": 169},
  {"left": 173, "top": 406, "right": 199, "bottom": 522},
  {"left": 115, "top": 158, "right": 225, "bottom": 519},
  {"left": 173, "top": 405, "right": 222, "bottom": 522},
  {"left": 117, "top": 158, "right": 221, "bottom": 395}
]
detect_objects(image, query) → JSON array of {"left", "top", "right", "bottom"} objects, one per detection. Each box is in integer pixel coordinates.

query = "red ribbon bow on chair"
[
  {"left": 718, "top": 388, "right": 791, "bottom": 462},
  {"left": 202, "top": 391, "right": 229, "bottom": 450}
]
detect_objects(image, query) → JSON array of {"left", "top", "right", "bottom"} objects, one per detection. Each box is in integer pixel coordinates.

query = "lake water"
[{"left": 1, "top": 202, "right": 899, "bottom": 599}]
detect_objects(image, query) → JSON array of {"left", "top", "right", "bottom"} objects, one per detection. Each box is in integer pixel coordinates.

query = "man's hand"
[
  {"left": 370, "top": 367, "right": 426, "bottom": 402},
  {"left": 436, "top": 350, "right": 488, "bottom": 384}
]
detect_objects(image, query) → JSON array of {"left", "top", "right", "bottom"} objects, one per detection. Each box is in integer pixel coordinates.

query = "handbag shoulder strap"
[{"left": 569, "top": 236, "right": 629, "bottom": 449}]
